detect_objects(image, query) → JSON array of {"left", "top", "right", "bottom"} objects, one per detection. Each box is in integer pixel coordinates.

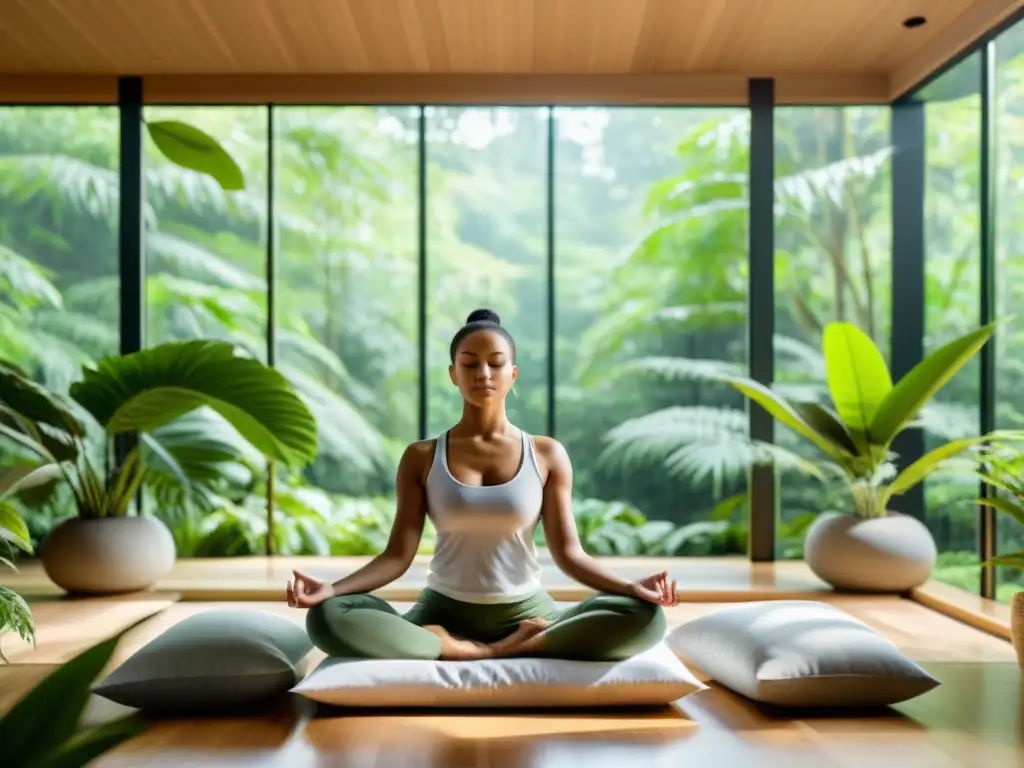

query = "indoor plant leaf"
[
  {"left": 881, "top": 435, "right": 997, "bottom": 507},
  {"left": 0, "top": 498, "right": 32, "bottom": 554},
  {"left": 69, "top": 340, "right": 318, "bottom": 467},
  {"left": 868, "top": 321, "right": 999, "bottom": 448},
  {"left": 982, "top": 552, "right": 1024, "bottom": 570},
  {"left": 0, "top": 360, "right": 85, "bottom": 437},
  {"left": 977, "top": 496, "right": 1024, "bottom": 529},
  {"left": 792, "top": 402, "right": 860, "bottom": 456},
  {"left": 26, "top": 713, "right": 147, "bottom": 768},
  {"left": 0, "top": 626, "right": 127, "bottom": 761},
  {"left": 822, "top": 322, "right": 892, "bottom": 433},
  {"left": 724, "top": 376, "right": 855, "bottom": 460},
  {"left": 146, "top": 120, "right": 245, "bottom": 191}
]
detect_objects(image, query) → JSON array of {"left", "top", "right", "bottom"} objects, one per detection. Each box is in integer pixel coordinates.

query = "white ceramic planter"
[
  {"left": 803, "top": 510, "right": 937, "bottom": 593},
  {"left": 41, "top": 516, "right": 176, "bottom": 594}
]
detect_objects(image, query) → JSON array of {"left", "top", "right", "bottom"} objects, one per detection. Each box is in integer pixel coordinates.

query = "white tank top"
[{"left": 423, "top": 429, "right": 544, "bottom": 604}]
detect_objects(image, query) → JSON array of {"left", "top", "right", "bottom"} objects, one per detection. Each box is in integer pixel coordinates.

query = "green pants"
[{"left": 306, "top": 588, "right": 665, "bottom": 662}]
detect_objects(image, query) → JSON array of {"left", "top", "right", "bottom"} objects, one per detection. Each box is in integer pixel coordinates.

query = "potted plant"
[
  {"left": 723, "top": 319, "right": 1007, "bottom": 592},
  {"left": 972, "top": 447, "right": 1024, "bottom": 667},
  {"left": 0, "top": 493, "right": 35, "bottom": 661},
  {"left": 0, "top": 340, "right": 318, "bottom": 594}
]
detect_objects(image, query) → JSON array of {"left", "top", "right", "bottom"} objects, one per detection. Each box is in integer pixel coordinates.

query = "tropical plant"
[
  {"left": 0, "top": 621, "right": 148, "bottom": 767},
  {"left": 722, "top": 320, "right": 1007, "bottom": 518},
  {"left": 0, "top": 491, "right": 34, "bottom": 662},
  {"left": 0, "top": 340, "right": 319, "bottom": 520},
  {"left": 973, "top": 447, "right": 1024, "bottom": 572}
]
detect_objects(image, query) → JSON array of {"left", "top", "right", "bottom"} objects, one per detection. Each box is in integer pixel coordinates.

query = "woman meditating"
[{"left": 286, "top": 308, "right": 678, "bottom": 662}]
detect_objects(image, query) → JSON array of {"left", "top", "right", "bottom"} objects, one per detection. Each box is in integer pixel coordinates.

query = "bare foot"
[
  {"left": 489, "top": 617, "right": 552, "bottom": 657},
  {"left": 423, "top": 625, "right": 495, "bottom": 660}
]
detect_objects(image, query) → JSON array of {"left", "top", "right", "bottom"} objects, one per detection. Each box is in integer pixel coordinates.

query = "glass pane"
[
  {"left": 555, "top": 107, "right": 750, "bottom": 556},
  {"left": 922, "top": 53, "right": 983, "bottom": 594},
  {"left": 996, "top": 20, "right": 1024, "bottom": 603},
  {"left": 143, "top": 106, "right": 268, "bottom": 555},
  {"left": 274, "top": 106, "right": 421, "bottom": 556},
  {"left": 774, "top": 107, "right": 892, "bottom": 556},
  {"left": 0, "top": 106, "right": 120, "bottom": 549},
  {"left": 425, "top": 107, "right": 548, "bottom": 437}
]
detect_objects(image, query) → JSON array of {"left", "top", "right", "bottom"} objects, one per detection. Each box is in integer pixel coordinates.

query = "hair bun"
[{"left": 466, "top": 308, "right": 501, "bottom": 325}]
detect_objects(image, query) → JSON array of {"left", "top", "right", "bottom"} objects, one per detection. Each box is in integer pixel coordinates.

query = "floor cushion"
[
  {"left": 665, "top": 600, "right": 940, "bottom": 707},
  {"left": 291, "top": 642, "right": 706, "bottom": 708},
  {"left": 92, "top": 609, "right": 314, "bottom": 712}
]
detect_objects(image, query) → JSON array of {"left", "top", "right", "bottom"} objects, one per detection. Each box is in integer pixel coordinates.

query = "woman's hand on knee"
[
  {"left": 628, "top": 570, "right": 678, "bottom": 606},
  {"left": 286, "top": 570, "right": 335, "bottom": 608}
]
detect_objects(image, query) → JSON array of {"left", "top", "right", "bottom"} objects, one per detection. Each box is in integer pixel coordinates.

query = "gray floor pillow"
[
  {"left": 666, "top": 600, "right": 940, "bottom": 707},
  {"left": 92, "top": 609, "right": 313, "bottom": 712}
]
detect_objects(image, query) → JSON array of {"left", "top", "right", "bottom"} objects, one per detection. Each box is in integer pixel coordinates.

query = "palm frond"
[
  {"left": 775, "top": 147, "right": 892, "bottom": 215},
  {"left": 0, "top": 154, "right": 120, "bottom": 225},
  {"left": 0, "top": 245, "right": 62, "bottom": 310},
  {"left": 619, "top": 356, "right": 743, "bottom": 382},
  {"left": 147, "top": 231, "right": 264, "bottom": 291}
]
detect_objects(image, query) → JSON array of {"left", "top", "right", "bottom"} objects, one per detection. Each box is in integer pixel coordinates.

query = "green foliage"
[
  {"left": 0, "top": 484, "right": 35, "bottom": 659},
  {"left": 0, "top": 342, "right": 317, "bottom": 519},
  {"left": 145, "top": 120, "right": 245, "bottom": 191},
  {"left": 71, "top": 340, "right": 318, "bottom": 467},
  {"left": 972, "top": 447, "right": 1024, "bottom": 573},
  {"left": 724, "top": 321, "right": 1004, "bottom": 517},
  {"left": 0, "top": 623, "right": 146, "bottom": 766}
]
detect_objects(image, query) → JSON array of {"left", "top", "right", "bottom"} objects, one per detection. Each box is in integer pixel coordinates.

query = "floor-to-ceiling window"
[
  {"left": 0, "top": 106, "right": 120, "bottom": 549},
  {"left": 141, "top": 106, "right": 270, "bottom": 556},
  {"left": 772, "top": 106, "right": 893, "bottom": 557},
  {"left": 919, "top": 55, "right": 984, "bottom": 593},
  {"left": 425, "top": 107, "right": 549, "bottom": 439},
  {"left": 274, "top": 106, "right": 421, "bottom": 556},
  {"left": 995, "top": 20, "right": 1024, "bottom": 603},
  {"left": 554, "top": 107, "right": 750, "bottom": 557}
]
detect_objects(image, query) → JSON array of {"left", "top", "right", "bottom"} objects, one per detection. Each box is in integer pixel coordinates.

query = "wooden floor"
[
  {"left": 1, "top": 593, "right": 1020, "bottom": 767},
  {"left": 2, "top": 557, "right": 1019, "bottom": 767}
]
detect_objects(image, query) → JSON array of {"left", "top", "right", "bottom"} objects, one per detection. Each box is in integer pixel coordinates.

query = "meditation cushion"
[
  {"left": 291, "top": 642, "right": 705, "bottom": 707},
  {"left": 665, "top": 600, "right": 940, "bottom": 707},
  {"left": 92, "top": 610, "right": 313, "bottom": 712}
]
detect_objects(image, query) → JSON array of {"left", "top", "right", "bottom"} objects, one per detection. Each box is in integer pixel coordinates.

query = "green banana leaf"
[
  {"left": 146, "top": 120, "right": 245, "bottom": 191},
  {"left": 69, "top": 340, "right": 318, "bottom": 468},
  {"left": 868, "top": 321, "right": 999, "bottom": 448},
  {"left": 822, "top": 322, "right": 892, "bottom": 434}
]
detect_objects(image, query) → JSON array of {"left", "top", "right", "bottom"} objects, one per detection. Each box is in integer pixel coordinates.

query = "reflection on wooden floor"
[{"left": 0, "top": 595, "right": 1019, "bottom": 767}]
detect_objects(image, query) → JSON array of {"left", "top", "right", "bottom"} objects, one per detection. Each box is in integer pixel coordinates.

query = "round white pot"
[
  {"left": 41, "top": 516, "right": 176, "bottom": 594},
  {"left": 803, "top": 510, "right": 937, "bottom": 593}
]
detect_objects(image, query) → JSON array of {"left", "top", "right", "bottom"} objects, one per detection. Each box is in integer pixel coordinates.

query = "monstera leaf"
[{"left": 69, "top": 340, "right": 318, "bottom": 467}]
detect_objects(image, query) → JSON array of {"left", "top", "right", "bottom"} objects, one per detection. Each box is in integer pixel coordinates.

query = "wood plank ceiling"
[{"left": 0, "top": 0, "right": 1019, "bottom": 104}]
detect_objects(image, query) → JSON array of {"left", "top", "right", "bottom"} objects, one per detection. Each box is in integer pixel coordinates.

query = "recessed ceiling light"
[{"left": 903, "top": 16, "right": 927, "bottom": 28}]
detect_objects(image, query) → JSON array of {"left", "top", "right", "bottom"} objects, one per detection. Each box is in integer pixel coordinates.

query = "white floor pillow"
[{"left": 291, "top": 642, "right": 706, "bottom": 708}]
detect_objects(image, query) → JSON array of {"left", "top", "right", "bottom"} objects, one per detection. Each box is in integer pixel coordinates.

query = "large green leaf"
[
  {"left": 882, "top": 436, "right": 995, "bottom": 505},
  {"left": 69, "top": 340, "right": 317, "bottom": 467},
  {"left": 146, "top": 120, "right": 244, "bottom": 191},
  {"left": 0, "top": 360, "right": 85, "bottom": 437},
  {"left": 822, "top": 322, "right": 892, "bottom": 433},
  {"left": 725, "top": 377, "right": 853, "bottom": 460},
  {"left": 868, "top": 322, "right": 999, "bottom": 448},
  {"left": 977, "top": 496, "right": 1024, "bottom": 529}
]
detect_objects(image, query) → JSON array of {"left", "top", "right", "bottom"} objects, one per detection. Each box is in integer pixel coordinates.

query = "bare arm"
[
  {"left": 536, "top": 437, "right": 637, "bottom": 596},
  {"left": 325, "top": 441, "right": 431, "bottom": 597}
]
